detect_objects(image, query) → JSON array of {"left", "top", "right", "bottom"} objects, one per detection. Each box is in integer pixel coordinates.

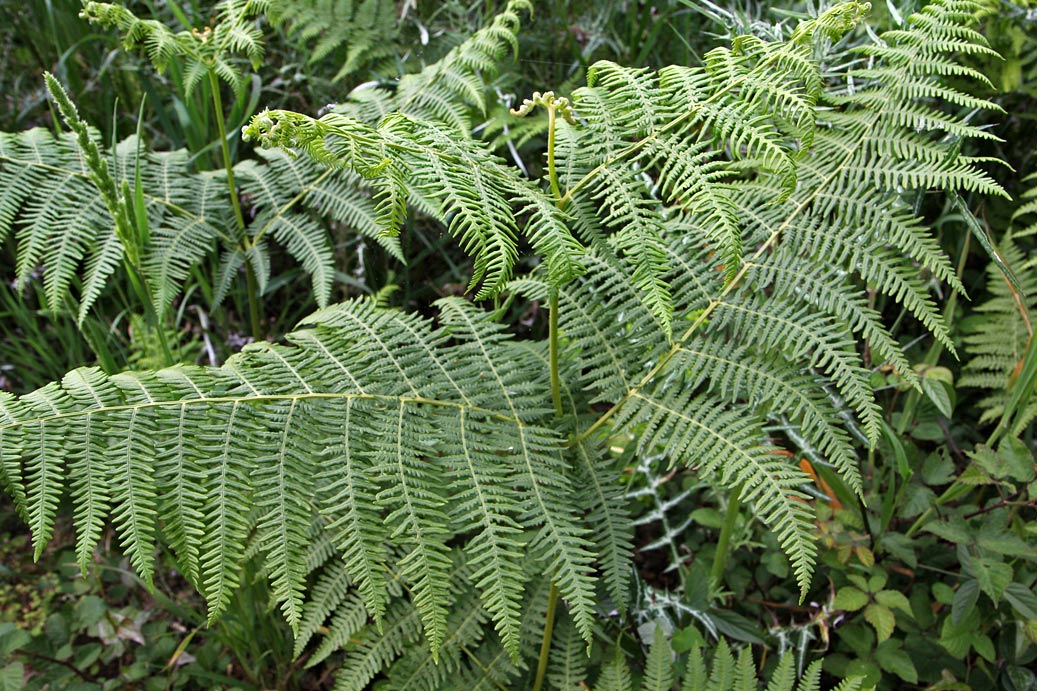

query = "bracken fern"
[{"left": 0, "top": 0, "right": 1008, "bottom": 684}]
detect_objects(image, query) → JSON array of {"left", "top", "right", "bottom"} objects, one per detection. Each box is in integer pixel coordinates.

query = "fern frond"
[
  {"left": 1014, "top": 172, "right": 1037, "bottom": 238},
  {"left": 331, "top": 596, "right": 424, "bottom": 691},
  {"left": 246, "top": 110, "right": 585, "bottom": 298},
  {"left": 595, "top": 649, "right": 634, "bottom": 691},
  {"left": 708, "top": 293, "right": 883, "bottom": 442},
  {"left": 591, "top": 165, "right": 673, "bottom": 336},
  {"left": 0, "top": 297, "right": 599, "bottom": 657},
  {"left": 0, "top": 112, "right": 398, "bottom": 320},
  {"left": 614, "top": 389, "right": 818, "bottom": 592},
  {"left": 763, "top": 657, "right": 796, "bottom": 691},
  {"left": 324, "top": 0, "right": 530, "bottom": 131},
  {"left": 960, "top": 237, "right": 1037, "bottom": 428},
  {"left": 673, "top": 339, "right": 861, "bottom": 493},
  {"left": 435, "top": 300, "right": 597, "bottom": 642},
  {"left": 640, "top": 626, "right": 675, "bottom": 691},
  {"left": 451, "top": 571, "right": 552, "bottom": 690},
  {"left": 547, "top": 615, "right": 589, "bottom": 691},
  {"left": 792, "top": 661, "right": 822, "bottom": 691},
  {"left": 271, "top": 0, "right": 399, "bottom": 82},
  {"left": 81, "top": 0, "right": 270, "bottom": 95},
  {"left": 382, "top": 554, "right": 491, "bottom": 691}
]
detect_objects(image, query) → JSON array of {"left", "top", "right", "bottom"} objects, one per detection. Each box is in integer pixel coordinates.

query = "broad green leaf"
[
  {"left": 874, "top": 590, "right": 912, "bottom": 617},
  {"left": 921, "top": 378, "right": 953, "bottom": 418},
  {"left": 1003, "top": 582, "right": 1037, "bottom": 620},
  {"left": 834, "top": 587, "right": 870, "bottom": 612},
  {"left": 874, "top": 640, "right": 917, "bottom": 684},
  {"left": 0, "top": 663, "right": 24, "bottom": 691},
  {"left": 864, "top": 603, "right": 895, "bottom": 642},
  {"left": 951, "top": 579, "right": 979, "bottom": 626},
  {"left": 970, "top": 557, "right": 1013, "bottom": 603},
  {"left": 972, "top": 634, "right": 995, "bottom": 663}
]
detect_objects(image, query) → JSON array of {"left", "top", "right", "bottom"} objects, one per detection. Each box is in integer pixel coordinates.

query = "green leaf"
[
  {"left": 970, "top": 441, "right": 1035, "bottom": 484},
  {"left": 940, "top": 607, "right": 980, "bottom": 659},
  {"left": 951, "top": 579, "right": 979, "bottom": 626},
  {"left": 976, "top": 529, "right": 1037, "bottom": 561},
  {"left": 834, "top": 587, "right": 870, "bottom": 612},
  {"left": 921, "top": 451, "right": 956, "bottom": 486},
  {"left": 867, "top": 570, "right": 888, "bottom": 593},
  {"left": 879, "top": 533, "right": 917, "bottom": 568},
  {"left": 874, "top": 590, "right": 912, "bottom": 617},
  {"left": 864, "top": 603, "right": 896, "bottom": 642},
  {"left": 922, "top": 378, "right": 953, "bottom": 418},
  {"left": 972, "top": 634, "right": 995, "bottom": 663},
  {"left": 925, "top": 520, "right": 970, "bottom": 545},
  {"left": 1003, "top": 582, "right": 1037, "bottom": 620},
  {"left": 874, "top": 640, "right": 917, "bottom": 684},
  {"left": 0, "top": 625, "right": 30, "bottom": 656},
  {"left": 998, "top": 437, "right": 1036, "bottom": 483},
  {"left": 0, "top": 663, "right": 24, "bottom": 691},
  {"left": 672, "top": 625, "right": 705, "bottom": 654},
  {"left": 970, "top": 556, "right": 1013, "bottom": 603}
]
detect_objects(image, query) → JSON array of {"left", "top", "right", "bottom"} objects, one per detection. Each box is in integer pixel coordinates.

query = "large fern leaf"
[{"left": 0, "top": 298, "right": 595, "bottom": 657}]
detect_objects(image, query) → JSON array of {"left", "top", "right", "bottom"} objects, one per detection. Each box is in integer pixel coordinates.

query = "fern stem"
[
  {"left": 549, "top": 289, "right": 563, "bottom": 417},
  {"left": 207, "top": 68, "right": 262, "bottom": 340},
  {"left": 208, "top": 70, "right": 247, "bottom": 234},
  {"left": 244, "top": 262, "right": 263, "bottom": 342},
  {"left": 546, "top": 105, "right": 562, "bottom": 202},
  {"left": 710, "top": 483, "right": 743, "bottom": 592},
  {"left": 536, "top": 100, "right": 566, "bottom": 679},
  {"left": 531, "top": 582, "right": 559, "bottom": 691}
]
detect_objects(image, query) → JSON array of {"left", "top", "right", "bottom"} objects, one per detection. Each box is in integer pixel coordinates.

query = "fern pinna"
[{"left": 0, "top": 0, "right": 1006, "bottom": 685}]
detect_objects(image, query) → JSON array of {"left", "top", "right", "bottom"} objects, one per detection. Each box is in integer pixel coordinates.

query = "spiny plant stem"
[
  {"left": 208, "top": 68, "right": 262, "bottom": 341},
  {"left": 531, "top": 582, "right": 559, "bottom": 691}
]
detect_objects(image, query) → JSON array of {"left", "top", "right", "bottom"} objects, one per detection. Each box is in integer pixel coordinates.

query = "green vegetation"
[{"left": 0, "top": 0, "right": 1035, "bottom": 689}]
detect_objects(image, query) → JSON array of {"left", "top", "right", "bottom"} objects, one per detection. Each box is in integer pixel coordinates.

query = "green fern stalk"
[
  {"left": 710, "top": 483, "right": 743, "bottom": 592},
  {"left": 206, "top": 68, "right": 262, "bottom": 340}
]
